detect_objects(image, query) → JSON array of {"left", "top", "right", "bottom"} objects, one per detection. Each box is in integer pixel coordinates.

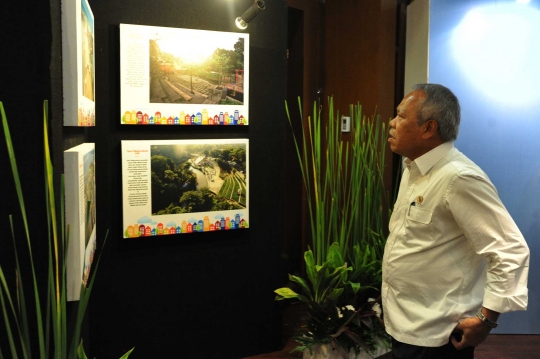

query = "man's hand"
[{"left": 451, "top": 316, "right": 491, "bottom": 349}]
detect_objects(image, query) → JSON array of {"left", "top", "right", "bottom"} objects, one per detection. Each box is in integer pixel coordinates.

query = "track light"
[{"left": 235, "top": 0, "right": 266, "bottom": 30}]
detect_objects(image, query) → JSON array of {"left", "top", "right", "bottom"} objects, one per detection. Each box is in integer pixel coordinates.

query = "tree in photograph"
[
  {"left": 179, "top": 188, "right": 214, "bottom": 213},
  {"left": 234, "top": 37, "right": 244, "bottom": 69}
]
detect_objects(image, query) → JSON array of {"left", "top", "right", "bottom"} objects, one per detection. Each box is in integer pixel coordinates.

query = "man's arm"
[
  {"left": 447, "top": 174, "right": 529, "bottom": 349},
  {"left": 451, "top": 307, "right": 500, "bottom": 349}
]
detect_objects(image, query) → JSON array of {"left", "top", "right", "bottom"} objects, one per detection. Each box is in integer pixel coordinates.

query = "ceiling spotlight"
[{"left": 235, "top": 0, "right": 266, "bottom": 30}]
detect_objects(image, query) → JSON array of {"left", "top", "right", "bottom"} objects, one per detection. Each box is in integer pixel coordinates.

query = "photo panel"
[
  {"left": 121, "top": 139, "right": 249, "bottom": 237},
  {"left": 120, "top": 24, "right": 249, "bottom": 126}
]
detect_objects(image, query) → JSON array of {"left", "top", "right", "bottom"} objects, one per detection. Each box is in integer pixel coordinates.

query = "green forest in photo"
[{"left": 151, "top": 143, "right": 247, "bottom": 215}]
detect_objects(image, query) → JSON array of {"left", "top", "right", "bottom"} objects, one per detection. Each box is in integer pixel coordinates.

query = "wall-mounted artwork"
[
  {"left": 121, "top": 139, "right": 249, "bottom": 237},
  {"left": 64, "top": 143, "right": 96, "bottom": 301},
  {"left": 62, "top": 0, "right": 95, "bottom": 126},
  {"left": 120, "top": 24, "right": 249, "bottom": 126}
]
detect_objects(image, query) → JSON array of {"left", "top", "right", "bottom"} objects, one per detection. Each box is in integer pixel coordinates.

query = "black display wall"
[
  {"left": 1, "top": 0, "right": 289, "bottom": 358},
  {"left": 86, "top": 0, "right": 288, "bottom": 358}
]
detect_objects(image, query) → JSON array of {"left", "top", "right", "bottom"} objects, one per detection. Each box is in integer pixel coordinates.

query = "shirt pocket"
[
  {"left": 404, "top": 207, "right": 435, "bottom": 247},
  {"left": 407, "top": 206, "right": 432, "bottom": 224}
]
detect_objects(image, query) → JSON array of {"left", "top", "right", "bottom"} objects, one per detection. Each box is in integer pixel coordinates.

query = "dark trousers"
[{"left": 392, "top": 338, "right": 475, "bottom": 359}]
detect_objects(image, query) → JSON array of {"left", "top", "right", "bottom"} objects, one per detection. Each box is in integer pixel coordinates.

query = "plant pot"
[{"left": 303, "top": 342, "right": 390, "bottom": 359}]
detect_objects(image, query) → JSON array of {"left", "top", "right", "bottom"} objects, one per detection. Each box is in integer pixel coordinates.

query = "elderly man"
[{"left": 382, "top": 83, "right": 529, "bottom": 359}]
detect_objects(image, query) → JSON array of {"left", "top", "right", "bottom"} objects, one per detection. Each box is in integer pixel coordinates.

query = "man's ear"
[{"left": 422, "top": 119, "right": 439, "bottom": 139}]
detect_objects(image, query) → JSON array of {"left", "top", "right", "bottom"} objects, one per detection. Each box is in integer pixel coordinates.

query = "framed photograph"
[
  {"left": 121, "top": 139, "right": 249, "bottom": 237},
  {"left": 62, "top": 0, "right": 95, "bottom": 126},
  {"left": 120, "top": 24, "right": 249, "bottom": 126},
  {"left": 64, "top": 143, "right": 96, "bottom": 301}
]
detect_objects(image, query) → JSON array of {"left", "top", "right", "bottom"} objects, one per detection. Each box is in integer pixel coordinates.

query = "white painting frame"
[
  {"left": 121, "top": 139, "right": 249, "bottom": 237},
  {"left": 62, "top": 0, "right": 96, "bottom": 126},
  {"left": 120, "top": 24, "right": 249, "bottom": 126}
]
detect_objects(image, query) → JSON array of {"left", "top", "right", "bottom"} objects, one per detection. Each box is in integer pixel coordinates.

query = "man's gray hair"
[{"left": 411, "top": 83, "right": 461, "bottom": 142}]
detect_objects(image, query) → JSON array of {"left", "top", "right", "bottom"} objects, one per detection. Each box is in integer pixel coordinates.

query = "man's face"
[{"left": 388, "top": 90, "right": 428, "bottom": 160}]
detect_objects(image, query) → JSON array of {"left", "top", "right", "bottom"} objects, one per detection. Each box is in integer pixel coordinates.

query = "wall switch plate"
[{"left": 341, "top": 116, "right": 351, "bottom": 133}]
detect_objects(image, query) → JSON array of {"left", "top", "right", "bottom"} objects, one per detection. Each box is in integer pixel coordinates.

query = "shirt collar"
[{"left": 404, "top": 141, "right": 454, "bottom": 176}]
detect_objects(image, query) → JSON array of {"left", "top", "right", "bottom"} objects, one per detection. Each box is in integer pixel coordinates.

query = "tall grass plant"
[
  {"left": 285, "top": 97, "right": 389, "bottom": 264},
  {"left": 275, "top": 98, "right": 391, "bottom": 356},
  {"left": 0, "top": 101, "right": 133, "bottom": 359}
]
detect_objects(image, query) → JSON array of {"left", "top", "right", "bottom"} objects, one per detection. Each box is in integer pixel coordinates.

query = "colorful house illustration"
[
  {"left": 181, "top": 220, "right": 187, "bottom": 233},
  {"left": 124, "top": 111, "right": 132, "bottom": 124},
  {"left": 202, "top": 109, "right": 208, "bottom": 124}
]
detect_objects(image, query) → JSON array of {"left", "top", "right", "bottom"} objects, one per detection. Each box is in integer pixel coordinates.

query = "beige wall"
[{"left": 404, "top": 0, "right": 429, "bottom": 92}]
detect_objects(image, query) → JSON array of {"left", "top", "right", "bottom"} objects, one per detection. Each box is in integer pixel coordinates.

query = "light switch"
[{"left": 341, "top": 116, "right": 351, "bottom": 133}]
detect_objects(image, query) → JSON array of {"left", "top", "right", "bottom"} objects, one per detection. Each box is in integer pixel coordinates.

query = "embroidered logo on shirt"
[{"left": 416, "top": 195, "right": 424, "bottom": 205}]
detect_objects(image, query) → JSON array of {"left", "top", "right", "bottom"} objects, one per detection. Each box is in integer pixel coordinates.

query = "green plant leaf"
[
  {"left": 347, "top": 281, "right": 361, "bottom": 294},
  {"left": 119, "top": 347, "right": 135, "bottom": 359},
  {"left": 304, "top": 250, "right": 317, "bottom": 289},
  {"left": 77, "top": 340, "right": 88, "bottom": 359},
  {"left": 288, "top": 274, "right": 313, "bottom": 299},
  {"left": 343, "top": 330, "right": 371, "bottom": 353},
  {"left": 274, "top": 287, "right": 300, "bottom": 299},
  {"left": 326, "top": 242, "right": 344, "bottom": 268},
  {"left": 327, "top": 288, "right": 344, "bottom": 302}
]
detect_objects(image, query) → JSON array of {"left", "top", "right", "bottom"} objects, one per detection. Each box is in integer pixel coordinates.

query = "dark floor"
[{"left": 244, "top": 303, "right": 540, "bottom": 359}]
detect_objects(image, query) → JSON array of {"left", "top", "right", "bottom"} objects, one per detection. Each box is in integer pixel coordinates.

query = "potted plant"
[
  {"left": 275, "top": 98, "right": 391, "bottom": 359},
  {"left": 0, "top": 101, "right": 134, "bottom": 359}
]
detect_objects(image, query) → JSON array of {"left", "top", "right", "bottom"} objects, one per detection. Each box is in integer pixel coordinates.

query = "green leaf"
[
  {"left": 304, "top": 250, "right": 317, "bottom": 288},
  {"left": 119, "top": 347, "right": 135, "bottom": 359},
  {"left": 274, "top": 287, "right": 300, "bottom": 299},
  {"left": 326, "top": 242, "right": 344, "bottom": 268},
  {"left": 288, "top": 274, "right": 313, "bottom": 299},
  {"left": 77, "top": 340, "right": 88, "bottom": 359},
  {"left": 327, "top": 288, "right": 344, "bottom": 302},
  {"left": 343, "top": 330, "right": 371, "bottom": 353},
  {"left": 346, "top": 281, "right": 361, "bottom": 295}
]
